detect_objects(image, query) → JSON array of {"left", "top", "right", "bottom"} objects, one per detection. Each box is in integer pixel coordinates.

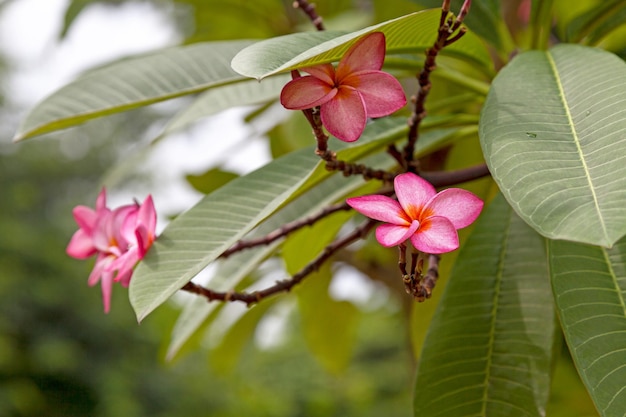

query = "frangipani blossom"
[
  {"left": 67, "top": 188, "right": 157, "bottom": 313},
  {"left": 346, "top": 173, "right": 483, "bottom": 254},
  {"left": 280, "top": 32, "right": 406, "bottom": 142}
]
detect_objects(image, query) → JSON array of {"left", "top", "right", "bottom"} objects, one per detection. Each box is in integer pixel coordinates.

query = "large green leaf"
[
  {"left": 411, "top": 0, "right": 512, "bottom": 52},
  {"left": 130, "top": 117, "right": 420, "bottom": 321},
  {"left": 166, "top": 163, "right": 386, "bottom": 359},
  {"left": 564, "top": 0, "right": 626, "bottom": 44},
  {"left": 479, "top": 45, "right": 626, "bottom": 248},
  {"left": 130, "top": 146, "right": 319, "bottom": 321},
  {"left": 296, "top": 263, "right": 360, "bottom": 375},
  {"left": 231, "top": 9, "right": 493, "bottom": 80},
  {"left": 14, "top": 41, "right": 254, "bottom": 141},
  {"left": 414, "top": 194, "right": 556, "bottom": 416},
  {"left": 161, "top": 74, "right": 290, "bottom": 137},
  {"left": 549, "top": 238, "right": 626, "bottom": 417}
]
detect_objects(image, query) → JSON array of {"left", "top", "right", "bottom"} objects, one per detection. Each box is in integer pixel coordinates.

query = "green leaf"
[
  {"left": 480, "top": 45, "right": 626, "bottom": 248},
  {"left": 549, "top": 238, "right": 626, "bottom": 417},
  {"left": 133, "top": 120, "right": 396, "bottom": 322},
  {"left": 231, "top": 9, "right": 492, "bottom": 80},
  {"left": 283, "top": 210, "right": 354, "bottom": 275},
  {"left": 410, "top": 0, "right": 511, "bottom": 52},
  {"left": 208, "top": 300, "right": 277, "bottom": 374},
  {"left": 130, "top": 146, "right": 319, "bottom": 321},
  {"left": 14, "top": 40, "right": 254, "bottom": 141},
  {"left": 166, "top": 164, "right": 388, "bottom": 359},
  {"left": 296, "top": 263, "right": 360, "bottom": 375},
  {"left": 186, "top": 168, "right": 239, "bottom": 195},
  {"left": 414, "top": 194, "right": 556, "bottom": 417},
  {"left": 564, "top": 0, "right": 626, "bottom": 44},
  {"left": 161, "top": 74, "right": 290, "bottom": 137},
  {"left": 131, "top": 118, "right": 457, "bottom": 321}
]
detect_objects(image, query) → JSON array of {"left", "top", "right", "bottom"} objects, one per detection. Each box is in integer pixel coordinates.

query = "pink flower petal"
[
  {"left": 280, "top": 76, "right": 336, "bottom": 110},
  {"left": 343, "top": 71, "right": 406, "bottom": 117},
  {"left": 376, "top": 220, "right": 419, "bottom": 247},
  {"left": 425, "top": 188, "right": 484, "bottom": 229},
  {"left": 88, "top": 253, "right": 111, "bottom": 286},
  {"left": 135, "top": 196, "right": 157, "bottom": 258},
  {"left": 301, "top": 63, "right": 335, "bottom": 85},
  {"left": 394, "top": 173, "right": 437, "bottom": 220},
  {"left": 346, "top": 195, "right": 409, "bottom": 225},
  {"left": 320, "top": 87, "right": 367, "bottom": 142},
  {"left": 72, "top": 205, "right": 97, "bottom": 233},
  {"left": 109, "top": 205, "right": 137, "bottom": 249},
  {"left": 337, "top": 32, "right": 385, "bottom": 79},
  {"left": 92, "top": 215, "right": 113, "bottom": 253},
  {"left": 66, "top": 229, "right": 97, "bottom": 259},
  {"left": 140, "top": 195, "right": 157, "bottom": 230},
  {"left": 99, "top": 270, "right": 115, "bottom": 314},
  {"left": 95, "top": 188, "right": 107, "bottom": 212},
  {"left": 410, "top": 216, "right": 459, "bottom": 254},
  {"left": 108, "top": 249, "right": 138, "bottom": 286}
]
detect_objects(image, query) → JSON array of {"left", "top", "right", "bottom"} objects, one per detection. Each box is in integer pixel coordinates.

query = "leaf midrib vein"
[
  {"left": 479, "top": 211, "right": 510, "bottom": 416},
  {"left": 546, "top": 51, "right": 609, "bottom": 245}
]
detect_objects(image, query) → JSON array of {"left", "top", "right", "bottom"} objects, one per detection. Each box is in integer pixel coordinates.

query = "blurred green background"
[{"left": 0, "top": 0, "right": 600, "bottom": 416}]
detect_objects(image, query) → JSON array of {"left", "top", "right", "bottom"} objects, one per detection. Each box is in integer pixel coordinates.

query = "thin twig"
[
  {"left": 421, "top": 163, "right": 490, "bottom": 187},
  {"left": 293, "top": 0, "right": 325, "bottom": 31},
  {"left": 403, "top": 0, "right": 471, "bottom": 171},
  {"left": 220, "top": 201, "right": 352, "bottom": 258},
  {"left": 303, "top": 95, "right": 395, "bottom": 183},
  {"left": 181, "top": 220, "right": 377, "bottom": 306},
  {"left": 418, "top": 254, "right": 441, "bottom": 301}
]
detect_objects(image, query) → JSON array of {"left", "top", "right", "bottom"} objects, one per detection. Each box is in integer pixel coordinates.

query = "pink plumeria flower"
[
  {"left": 346, "top": 173, "right": 483, "bottom": 254},
  {"left": 66, "top": 188, "right": 157, "bottom": 313},
  {"left": 280, "top": 32, "right": 406, "bottom": 142}
]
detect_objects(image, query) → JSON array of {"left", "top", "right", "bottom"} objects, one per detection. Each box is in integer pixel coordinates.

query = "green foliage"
[
  {"left": 549, "top": 238, "right": 626, "bottom": 416},
  {"left": 480, "top": 45, "right": 626, "bottom": 248},
  {"left": 13, "top": 40, "right": 255, "bottom": 141},
  {"left": 231, "top": 9, "right": 493, "bottom": 79},
  {"left": 11, "top": 1, "right": 626, "bottom": 416},
  {"left": 414, "top": 195, "right": 556, "bottom": 416},
  {"left": 130, "top": 146, "right": 320, "bottom": 320}
]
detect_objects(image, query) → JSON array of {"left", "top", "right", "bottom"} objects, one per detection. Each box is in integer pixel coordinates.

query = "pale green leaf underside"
[
  {"left": 480, "top": 45, "right": 626, "bottom": 247},
  {"left": 549, "top": 238, "right": 626, "bottom": 417},
  {"left": 414, "top": 194, "right": 555, "bottom": 417},
  {"left": 131, "top": 115, "right": 464, "bottom": 321},
  {"left": 129, "top": 146, "right": 319, "bottom": 321},
  {"left": 161, "top": 74, "right": 290, "bottom": 137},
  {"left": 130, "top": 117, "right": 407, "bottom": 321},
  {"left": 231, "top": 9, "right": 492, "bottom": 80},
  {"left": 14, "top": 41, "right": 254, "bottom": 141},
  {"left": 166, "top": 165, "right": 384, "bottom": 359}
]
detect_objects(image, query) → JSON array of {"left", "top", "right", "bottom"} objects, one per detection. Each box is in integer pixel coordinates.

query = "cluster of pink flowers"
[
  {"left": 66, "top": 188, "right": 156, "bottom": 313},
  {"left": 347, "top": 173, "right": 483, "bottom": 254},
  {"left": 280, "top": 32, "right": 407, "bottom": 142}
]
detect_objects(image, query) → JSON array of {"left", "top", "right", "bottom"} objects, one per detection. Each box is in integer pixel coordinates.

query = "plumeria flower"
[
  {"left": 280, "top": 31, "right": 406, "bottom": 142},
  {"left": 346, "top": 173, "right": 483, "bottom": 254},
  {"left": 66, "top": 188, "right": 157, "bottom": 313}
]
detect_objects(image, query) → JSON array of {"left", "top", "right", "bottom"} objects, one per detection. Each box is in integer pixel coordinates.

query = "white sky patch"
[
  {"left": 0, "top": 0, "right": 269, "bottom": 216},
  {"left": 330, "top": 264, "right": 390, "bottom": 310},
  {"left": 0, "top": 0, "right": 178, "bottom": 107}
]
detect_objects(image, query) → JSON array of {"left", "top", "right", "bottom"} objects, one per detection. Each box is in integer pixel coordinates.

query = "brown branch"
[
  {"left": 293, "top": 0, "right": 325, "bottom": 31},
  {"left": 181, "top": 220, "right": 377, "bottom": 306},
  {"left": 302, "top": 98, "right": 395, "bottom": 183},
  {"left": 402, "top": 253, "right": 440, "bottom": 302},
  {"left": 403, "top": 0, "right": 471, "bottom": 172},
  {"left": 220, "top": 201, "right": 352, "bottom": 258},
  {"left": 421, "top": 163, "right": 490, "bottom": 187},
  {"left": 418, "top": 254, "right": 441, "bottom": 301},
  {"left": 398, "top": 243, "right": 408, "bottom": 276}
]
